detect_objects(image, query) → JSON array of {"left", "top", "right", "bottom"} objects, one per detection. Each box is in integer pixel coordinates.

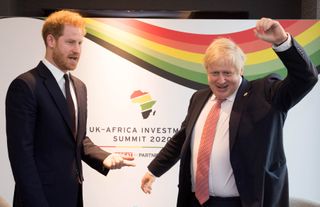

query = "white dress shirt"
[
  {"left": 190, "top": 80, "right": 241, "bottom": 197},
  {"left": 42, "top": 59, "right": 78, "bottom": 131}
]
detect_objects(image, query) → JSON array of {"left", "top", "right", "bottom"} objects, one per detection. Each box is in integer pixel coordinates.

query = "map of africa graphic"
[{"left": 130, "top": 90, "right": 156, "bottom": 119}]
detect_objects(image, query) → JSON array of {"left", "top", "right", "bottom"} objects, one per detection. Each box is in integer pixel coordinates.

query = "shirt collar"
[{"left": 42, "top": 58, "right": 68, "bottom": 82}]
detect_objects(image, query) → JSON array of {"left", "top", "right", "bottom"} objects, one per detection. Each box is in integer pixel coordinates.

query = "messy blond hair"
[
  {"left": 204, "top": 38, "right": 246, "bottom": 73},
  {"left": 42, "top": 10, "right": 86, "bottom": 46}
]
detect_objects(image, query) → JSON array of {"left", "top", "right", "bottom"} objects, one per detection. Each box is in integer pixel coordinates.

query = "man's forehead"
[{"left": 208, "top": 64, "right": 237, "bottom": 71}]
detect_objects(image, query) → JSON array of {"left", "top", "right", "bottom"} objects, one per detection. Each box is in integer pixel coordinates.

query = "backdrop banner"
[{"left": 0, "top": 17, "right": 319, "bottom": 207}]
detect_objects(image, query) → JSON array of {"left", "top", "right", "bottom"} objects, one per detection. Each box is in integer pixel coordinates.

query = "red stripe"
[
  {"left": 94, "top": 18, "right": 208, "bottom": 53},
  {"left": 118, "top": 19, "right": 298, "bottom": 45},
  {"left": 238, "top": 20, "right": 317, "bottom": 52},
  {"left": 92, "top": 19, "right": 316, "bottom": 53}
]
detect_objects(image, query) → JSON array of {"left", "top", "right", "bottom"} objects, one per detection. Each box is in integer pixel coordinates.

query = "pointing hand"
[{"left": 103, "top": 154, "right": 136, "bottom": 169}]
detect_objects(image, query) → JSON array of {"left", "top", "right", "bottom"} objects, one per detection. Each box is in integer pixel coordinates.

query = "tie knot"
[
  {"left": 215, "top": 98, "right": 226, "bottom": 105},
  {"left": 64, "top": 74, "right": 69, "bottom": 81}
]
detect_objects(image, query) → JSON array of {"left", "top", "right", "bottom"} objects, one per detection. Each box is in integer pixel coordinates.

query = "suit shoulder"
[
  {"left": 10, "top": 68, "right": 39, "bottom": 89},
  {"left": 194, "top": 87, "right": 211, "bottom": 96},
  {"left": 188, "top": 87, "right": 211, "bottom": 104},
  {"left": 70, "top": 75, "right": 83, "bottom": 82},
  {"left": 70, "top": 75, "right": 85, "bottom": 85},
  {"left": 250, "top": 73, "right": 282, "bottom": 86},
  {"left": 70, "top": 75, "right": 87, "bottom": 95}
]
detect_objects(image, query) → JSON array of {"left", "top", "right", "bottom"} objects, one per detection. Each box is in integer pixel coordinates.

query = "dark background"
[{"left": 0, "top": 0, "right": 318, "bottom": 18}]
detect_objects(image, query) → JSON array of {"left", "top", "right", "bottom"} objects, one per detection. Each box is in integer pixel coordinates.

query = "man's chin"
[
  {"left": 216, "top": 91, "right": 232, "bottom": 99},
  {"left": 214, "top": 90, "right": 226, "bottom": 97},
  {"left": 66, "top": 61, "right": 78, "bottom": 70},
  {"left": 67, "top": 65, "right": 77, "bottom": 71}
]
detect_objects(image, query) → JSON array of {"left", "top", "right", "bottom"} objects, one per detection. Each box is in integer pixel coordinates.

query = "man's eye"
[
  {"left": 223, "top": 72, "right": 232, "bottom": 76},
  {"left": 67, "top": 40, "right": 75, "bottom": 44}
]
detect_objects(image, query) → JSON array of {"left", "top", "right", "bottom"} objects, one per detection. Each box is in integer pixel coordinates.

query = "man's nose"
[
  {"left": 73, "top": 44, "right": 81, "bottom": 53},
  {"left": 216, "top": 73, "right": 226, "bottom": 83}
]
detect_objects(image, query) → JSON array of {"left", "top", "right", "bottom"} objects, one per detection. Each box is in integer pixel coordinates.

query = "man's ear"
[
  {"left": 239, "top": 68, "right": 244, "bottom": 76},
  {"left": 46, "top": 34, "right": 56, "bottom": 48}
]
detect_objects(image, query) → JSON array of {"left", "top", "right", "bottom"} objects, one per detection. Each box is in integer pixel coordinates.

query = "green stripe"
[
  {"left": 304, "top": 37, "right": 320, "bottom": 56},
  {"left": 309, "top": 49, "right": 320, "bottom": 66},
  {"left": 244, "top": 59, "right": 284, "bottom": 76},
  {"left": 87, "top": 26, "right": 208, "bottom": 84},
  {"left": 140, "top": 101, "right": 156, "bottom": 111},
  {"left": 140, "top": 53, "right": 208, "bottom": 84},
  {"left": 134, "top": 45, "right": 204, "bottom": 73},
  {"left": 86, "top": 25, "right": 204, "bottom": 73},
  {"left": 245, "top": 67, "right": 287, "bottom": 80},
  {"left": 244, "top": 39, "right": 320, "bottom": 77},
  {"left": 86, "top": 26, "right": 319, "bottom": 85}
]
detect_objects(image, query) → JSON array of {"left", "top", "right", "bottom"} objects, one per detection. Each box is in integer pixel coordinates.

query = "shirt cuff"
[
  {"left": 147, "top": 169, "right": 156, "bottom": 177},
  {"left": 272, "top": 33, "right": 292, "bottom": 52}
]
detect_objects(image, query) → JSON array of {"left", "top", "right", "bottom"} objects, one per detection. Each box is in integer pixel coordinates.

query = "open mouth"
[
  {"left": 69, "top": 56, "right": 78, "bottom": 61},
  {"left": 217, "top": 85, "right": 228, "bottom": 90},
  {"left": 68, "top": 56, "right": 79, "bottom": 64}
]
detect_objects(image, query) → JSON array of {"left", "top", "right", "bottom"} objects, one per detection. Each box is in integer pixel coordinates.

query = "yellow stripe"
[
  {"left": 245, "top": 22, "right": 320, "bottom": 65},
  {"left": 86, "top": 19, "right": 203, "bottom": 63},
  {"left": 86, "top": 19, "right": 320, "bottom": 66},
  {"left": 131, "top": 94, "right": 152, "bottom": 104},
  {"left": 295, "top": 21, "right": 320, "bottom": 45},
  {"left": 245, "top": 49, "right": 276, "bottom": 65}
]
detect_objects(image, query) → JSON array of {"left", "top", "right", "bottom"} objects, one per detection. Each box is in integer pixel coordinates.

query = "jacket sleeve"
[
  {"left": 73, "top": 76, "right": 111, "bottom": 176},
  {"left": 6, "top": 78, "right": 50, "bottom": 207},
  {"left": 268, "top": 37, "right": 318, "bottom": 111},
  {"left": 82, "top": 136, "right": 110, "bottom": 175},
  {"left": 148, "top": 91, "right": 198, "bottom": 177}
]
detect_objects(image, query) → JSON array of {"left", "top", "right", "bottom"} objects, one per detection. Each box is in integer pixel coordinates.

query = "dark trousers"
[
  {"left": 191, "top": 193, "right": 242, "bottom": 207},
  {"left": 77, "top": 184, "right": 83, "bottom": 207}
]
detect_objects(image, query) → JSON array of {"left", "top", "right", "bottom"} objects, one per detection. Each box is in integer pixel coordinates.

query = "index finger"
[
  {"left": 122, "top": 155, "right": 135, "bottom": 161},
  {"left": 123, "top": 160, "right": 136, "bottom": 167},
  {"left": 256, "top": 18, "right": 273, "bottom": 33}
]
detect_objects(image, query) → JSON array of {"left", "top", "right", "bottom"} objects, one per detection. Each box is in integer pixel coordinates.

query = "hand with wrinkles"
[
  {"left": 103, "top": 153, "right": 136, "bottom": 169},
  {"left": 255, "top": 17, "right": 288, "bottom": 45}
]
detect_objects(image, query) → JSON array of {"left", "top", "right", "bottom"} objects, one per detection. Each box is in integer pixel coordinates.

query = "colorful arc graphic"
[{"left": 85, "top": 18, "right": 320, "bottom": 89}]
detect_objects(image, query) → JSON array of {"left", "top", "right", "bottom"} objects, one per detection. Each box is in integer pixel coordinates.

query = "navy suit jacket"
[
  {"left": 6, "top": 62, "right": 110, "bottom": 207},
  {"left": 148, "top": 38, "right": 318, "bottom": 207}
]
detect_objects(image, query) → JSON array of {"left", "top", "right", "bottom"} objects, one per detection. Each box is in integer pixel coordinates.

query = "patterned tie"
[
  {"left": 195, "top": 99, "right": 224, "bottom": 205},
  {"left": 64, "top": 74, "right": 76, "bottom": 137}
]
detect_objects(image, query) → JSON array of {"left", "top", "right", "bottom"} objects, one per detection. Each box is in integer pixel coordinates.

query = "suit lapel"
[
  {"left": 185, "top": 89, "right": 212, "bottom": 142},
  {"left": 229, "top": 78, "right": 251, "bottom": 151},
  {"left": 70, "top": 75, "right": 85, "bottom": 141},
  {"left": 37, "top": 62, "right": 75, "bottom": 140},
  {"left": 181, "top": 80, "right": 251, "bottom": 155},
  {"left": 181, "top": 88, "right": 212, "bottom": 162}
]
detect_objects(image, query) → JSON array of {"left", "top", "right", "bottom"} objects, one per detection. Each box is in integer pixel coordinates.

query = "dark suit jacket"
[
  {"left": 148, "top": 38, "right": 318, "bottom": 207},
  {"left": 6, "top": 62, "right": 110, "bottom": 207}
]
